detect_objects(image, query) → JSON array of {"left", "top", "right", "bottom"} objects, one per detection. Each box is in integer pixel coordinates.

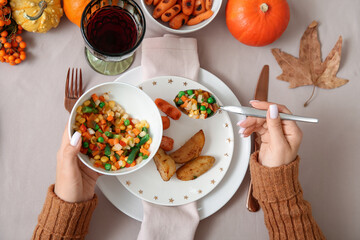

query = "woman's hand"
[
  {"left": 238, "top": 101, "right": 303, "bottom": 168},
  {"left": 55, "top": 125, "right": 101, "bottom": 202}
]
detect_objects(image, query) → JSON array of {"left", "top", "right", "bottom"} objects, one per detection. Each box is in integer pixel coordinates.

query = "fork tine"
[
  {"left": 79, "top": 69, "right": 83, "bottom": 96},
  {"left": 70, "top": 68, "right": 74, "bottom": 98},
  {"left": 65, "top": 68, "right": 70, "bottom": 97},
  {"left": 75, "top": 68, "right": 78, "bottom": 97}
]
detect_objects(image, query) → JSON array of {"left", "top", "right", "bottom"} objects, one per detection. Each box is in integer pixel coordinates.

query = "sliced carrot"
[
  {"left": 97, "top": 143, "right": 106, "bottom": 150},
  {"left": 133, "top": 128, "right": 140, "bottom": 136},
  {"left": 114, "top": 138, "right": 120, "bottom": 145},
  {"left": 107, "top": 115, "right": 113, "bottom": 121},
  {"left": 130, "top": 161, "right": 136, "bottom": 167},
  {"left": 108, "top": 139, "right": 115, "bottom": 146},
  {"left": 134, "top": 138, "right": 140, "bottom": 144},
  {"left": 140, "top": 148, "right": 150, "bottom": 156},
  {"left": 92, "top": 150, "right": 100, "bottom": 156},
  {"left": 99, "top": 96, "right": 105, "bottom": 102},
  {"left": 120, "top": 155, "right": 126, "bottom": 161},
  {"left": 180, "top": 95, "right": 188, "bottom": 102},
  {"left": 116, "top": 150, "right": 124, "bottom": 156},
  {"left": 115, "top": 128, "right": 121, "bottom": 134},
  {"left": 115, "top": 161, "right": 120, "bottom": 169},
  {"left": 82, "top": 132, "right": 92, "bottom": 140},
  {"left": 91, "top": 93, "right": 99, "bottom": 102},
  {"left": 144, "top": 143, "right": 150, "bottom": 150},
  {"left": 100, "top": 119, "right": 106, "bottom": 125}
]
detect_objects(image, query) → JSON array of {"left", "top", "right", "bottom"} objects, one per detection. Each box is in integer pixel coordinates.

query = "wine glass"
[{"left": 81, "top": 0, "right": 146, "bottom": 75}]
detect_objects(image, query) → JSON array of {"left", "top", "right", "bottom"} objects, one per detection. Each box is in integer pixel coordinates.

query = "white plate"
[
  {"left": 116, "top": 77, "right": 234, "bottom": 206},
  {"left": 97, "top": 67, "right": 251, "bottom": 219}
]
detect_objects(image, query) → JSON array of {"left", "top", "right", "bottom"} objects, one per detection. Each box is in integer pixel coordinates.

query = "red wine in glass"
[{"left": 86, "top": 6, "right": 138, "bottom": 54}]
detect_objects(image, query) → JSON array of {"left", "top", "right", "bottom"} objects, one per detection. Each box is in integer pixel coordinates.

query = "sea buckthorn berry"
[
  {"left": 0, "top": 37, "right": 6, "bottom": 43},
  {"left": 4, "top": 42, "right": 11, "bottom": 48},
  {"left": 0, "top": 0, "right": 8, "bottom": 5},
  {"left": 0, "top": 20, "right": 5, "bottom": 27},
  {"left": 19, "top": 41, "right": 26, "bottom": 49},
  {"left": 14, "top": 58, "right": 21, "bottom": 64},
  {"left": 15, "top": 36, "right": 22, "bottom": 43},
  {"left": 1, "top": 31, "right": 8, "bottom": 37}
]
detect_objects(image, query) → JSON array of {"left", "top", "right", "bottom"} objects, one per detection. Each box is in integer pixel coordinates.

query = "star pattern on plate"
[
  {"left": 224, "top": 153, "right": 229, "bottom": 157},
  {"left": 184, "top": 195, "right": 188, "bottom": 200},
  {"left": 198, "top": 190, "right": 202, "bottom": 194},
  {"left": 154, "top": 196, "right": 158, "bottom": 200},
  {"left": 218, "top": 109, "right": 223, "bottom": 114},
  {"left": 226, "top": 138, "right": 231, "bottom": 143},
  {"left": 168, "top": 79, "right": 173, "bottom": 84},
  {"left": 139, "top": 190, "right": 143, "bottom": 194},
  {"left": 126, "top": 181, "right": 131, "bottom": 186},
  {"left": 224, "top": 123, "right": 229, "bottom": 128},
  {"left": 211, "top": 179, "right": 216, "bottom": 184},
  {"left": 139, "top": 86, "right": 143, "bottom": 90},
  {"left": 152, "top": 81, "right": 157, "bottom": 86},
  {"left": 220, "top": 168, "right": 223, "bottom": 172},
  {"left": 183, "top": 82, "right": 188, "bottom": 86},
  {"left": 169, "top": 198, "right": 174, "bottom": 203}
]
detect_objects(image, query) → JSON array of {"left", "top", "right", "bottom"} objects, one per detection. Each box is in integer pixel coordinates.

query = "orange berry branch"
[{"left": 0, "top": 0, "right": 26, "bottom": 66}]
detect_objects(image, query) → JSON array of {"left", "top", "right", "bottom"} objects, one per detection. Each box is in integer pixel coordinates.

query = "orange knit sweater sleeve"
[
  {"left": 32, "top": 184, "right": 98, "bottom": 240},
  {"left": 250, "top": 151, "right": 325, "bottom": 240}
]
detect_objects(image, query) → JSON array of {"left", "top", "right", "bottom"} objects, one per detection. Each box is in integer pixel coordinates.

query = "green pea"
[
  {"left": 97, "top": 137, "right": 104, "bottom": 143},
  {"left": 207, "top": 97, "right": 215, "bottom": 104},
  {"left": 142, "top": 155, "right": 149, "bottom": 159},
  {"left": 207, "top": 108, "right": 212, "bottom": 114},
  {"left": 104, "top": 163, "right": 111, "bottom": 171},
  {"left": 124, "top": 119, "right": 130, "bottom": 126},
  {"left": 82, "top": 142, "right": 89, "bottom": 148},
  {"left": 139, "top": 152, "right": 143, "bottom": 157},
  {"left": 178, "top": 91, "right": 185, "bottom": 98},
  {"left": 82, "top": 106, "right": 95, "bottom": 113},
  {"left": 187, "top": 90, "right": 194, "bottom": 95},
  {"left": 94, "top": 124, "right": 100, "bottom": 131},
  {"left": 177, "top": 99, "right": 184, "bottom": 105},
  {"left": 98, "top": 129, "right": 103, "bottom": 133},
  {"left": 105, "top": 131, "right": 114, "bottom": 138},
  {"left": 200, "top": 105, "right": 206, "bottom": 111},
  {"left": 99, "top": 102, "right": 105, "bottom": 108}
]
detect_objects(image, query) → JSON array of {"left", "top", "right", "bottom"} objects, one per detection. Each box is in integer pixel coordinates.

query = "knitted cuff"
[
  {"left": 250, "top": 151, "right": 302, "bottom": 203},
  {"left": 34, "top": 184, "right": 98, "bottom": 239}
]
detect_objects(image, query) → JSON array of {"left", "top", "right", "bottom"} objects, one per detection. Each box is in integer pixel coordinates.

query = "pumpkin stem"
[
  {"left": 24, "top": 0, "right": 47, "bottom": 21},
  {"left": 260, "top": 3, "right": 269, "bottom": 13}
]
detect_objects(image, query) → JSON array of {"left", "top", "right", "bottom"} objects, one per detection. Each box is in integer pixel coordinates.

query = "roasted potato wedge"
[
  {"left": 153, "top": 148, "right": 176, "bottom": 181},
  {"left": 176, "top": 156, "right": 215, "bottom": 181},
  {"left": 170, "top": 129, "right": 205, "bottom": 164}
]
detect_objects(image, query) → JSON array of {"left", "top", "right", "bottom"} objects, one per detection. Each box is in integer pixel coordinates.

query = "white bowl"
[
  {"left": 68, "top": 82, "right": 163, "bottom": 176},
  {"left": 141, "top": 0, "right": 223, "bottom": 34}
]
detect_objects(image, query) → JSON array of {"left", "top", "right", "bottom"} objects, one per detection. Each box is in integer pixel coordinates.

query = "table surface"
[{"left": 1, "top": 0, "right": 360, "bottom": 239}]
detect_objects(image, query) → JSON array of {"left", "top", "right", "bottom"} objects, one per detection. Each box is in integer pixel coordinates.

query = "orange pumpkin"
[
  {"left": 226, "top": 0, "right": 290, "bottom": 46},
  {"left": 63, "top": 0, "right": 91, "bottom": 27}
]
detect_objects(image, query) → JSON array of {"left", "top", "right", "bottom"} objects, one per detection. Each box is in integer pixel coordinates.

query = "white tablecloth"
[{"left": 1, "top": 0, "right": 359, "bottom": 239}]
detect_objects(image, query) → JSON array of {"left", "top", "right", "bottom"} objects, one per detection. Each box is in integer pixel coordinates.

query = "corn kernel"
[
  {"left": 146, "top": 138, "right": 152, "bottom": 145},
  {"left": 94, "top": 155, "right": 100, "bottom": 160},
  {"left": 127, "top": 125, "right": 133, "bottom": 130},
  {"left": 120, "top": 160, "right": 126, "bottom": 167},
  {"left": 101, "top": 156, "right": 109, "bottom": 163},
  {"left": 193, "top": 110, "right": 199, "bottom": 115},
  {"left": 121, "top": 138, "right": 128, "bottom": 144},
  {"left": 135, "top": 123, "right": 141, "bottom": 129},
  {"left": 76, "top": 115, "right": 82, "bottom": 121},
  {"left": 84, "top": 100, "right": 91, "bottom": 106},
  {"left": 120, "top": 125, "right": 126, "bottom": 130},
  {"left": 111, "top": 165, "right": 117, "bottom": 171},
  {"left": 94, "top": 118, "right": 99, "bottom": 123},
  {"left": 145, "top": 123, "right": 149, "bottom": 128},
  {"left": 110, "top": 156, "right": 115, "bottom": 162},
  {"left": 109, "top": 101, "right": 115, "bottom": 108},
  {"left": 79, "top": 118, "right": 86, "bottom": 124},
  {"left": 76, "top": 106, "right": 82, "bottom": 113}
]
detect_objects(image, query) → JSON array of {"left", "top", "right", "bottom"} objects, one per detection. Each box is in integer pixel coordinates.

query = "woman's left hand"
[{"left": 55, "top": 125, "right": 101, "bottom": 203}]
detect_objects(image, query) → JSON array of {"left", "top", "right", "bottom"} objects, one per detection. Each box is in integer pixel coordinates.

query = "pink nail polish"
[
  {"left": 269, "top": 104, "right": 278, "bottom": 119},
  {"left": 236, "top": 119, "right": 245, "bottom": 126},
  {"left": 70, "top": 132, "right": 81, "bottom": 146},
  {"left": 239, "top": 127, "right": 245, "bottom": 134},
  {"left": 249, "top": 100, "right": 260, "bottom": 104}
]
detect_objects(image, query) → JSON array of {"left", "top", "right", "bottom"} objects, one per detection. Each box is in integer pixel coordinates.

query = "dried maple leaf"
[{"left": 272, "top": 21, "right": 349, "bottom": 106}]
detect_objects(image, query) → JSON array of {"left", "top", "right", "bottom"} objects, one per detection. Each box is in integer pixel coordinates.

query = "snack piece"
[
  {"left": 187, "top": 10, "right": 213, "bottom": 25},
  {"left": 145, "top": 0, "right": 153, "bottom": 5},
  {"left": 161, "top": 116, "right": 171, "bottom": 130},
  {"left": 153, "top": 0, "right": 177, "bottom": 19},
  {"left": 160, "top": 136, "right": 174, "bottom": 151},
  {"left": 153, "top": 148, "right": 176, "bottom": 181},
  {"left": 205, "top": 0, "right": 212, "bottom": 10},
  {"left": 193, "top": 0, "right": 205, "bottom": 15},
  {"left": 161, "top": 4, "right": 182, "bottom": 22},
  {"left": 182, "top": 0, "right": 195, "bottom": 15},
  {"left": 155, "top": 98, "right": 182, "bottom": 120},
  {"left": 169, "top": 13, "right": 189, "bottom": 29},
  {"left": 170, "top": 130, "right": 205, "bottom": 163},
  {"left": 176, "top": 156, "right": 215, "bottom": 180},
  {"left": 153, "top": 0, "right": 161, "bottom": 6}
]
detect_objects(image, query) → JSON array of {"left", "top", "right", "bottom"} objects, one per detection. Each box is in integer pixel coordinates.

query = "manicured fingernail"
[
  {"left": 269, "top": 104, "right": 278, "bottom": 119},
  {"left": 70, "top": 132, "right": 81, "bottom": 146},
  {"left": 238, "top": 127, "right": 245, "bottom": 134},
  {"left": 249, "top": 100, "right": 259, "bottom": 104},
  {"left": 236, "top": 119, "right": 245, "bottom": 126}
]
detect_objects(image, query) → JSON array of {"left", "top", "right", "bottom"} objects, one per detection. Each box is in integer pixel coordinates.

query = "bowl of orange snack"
[
  {"left": 141, "top": 0, "right": 222, "bottom": 33},
  {"left": 69, "top": 82, "right": 163, "bottom": 176}
]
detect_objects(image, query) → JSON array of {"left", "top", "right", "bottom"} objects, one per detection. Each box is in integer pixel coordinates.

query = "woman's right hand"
[{"left": 237, "top": 101, "right": 303, "bottom": 168}]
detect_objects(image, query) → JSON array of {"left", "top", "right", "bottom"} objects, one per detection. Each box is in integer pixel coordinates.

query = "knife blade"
[{"left": 246, "top": 65, "right": 269, "bottom": 212}]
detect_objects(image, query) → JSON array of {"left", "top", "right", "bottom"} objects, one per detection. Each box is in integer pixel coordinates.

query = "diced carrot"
[
  {"left": 82, "top": 132, "right": 92, "bottom": 140},
  {"left": 115, "top": 162, "right": 120, "bottom": 169},
  {"left": 89, "top": 144, "right": 96, "bottom": 151},
  {"left": 130, "top": 161, "right": 136, "bottom": 167},
  {"left": 115, "top": 128, "right": 121, "bottom": 134},
  {"left": 180, "top": 95, "right": 188, "bottom": 102},
  {"left": 107, "top": 115, "right": 113, "bottom": 121},
  {"left": 92, "top": 150, "right": 100, "bottom": 156},
  {"left": 175, "top": 97, "right": 179, "bottom": 102},
  {"left": 144, "top": 143, "right": 150, "bottom": 150},
  {"left": 134, "top": 138, "right": 140, "bottom": 144},
  {"left": 125, "top": 163, "right": 131, "bottom": 168},
  {"left": 80, "top": 148, "right": 87, "bottom": 154},
  {"left": 108, "top": 139, "right": 115, "bottom": 146},
  {"left": 120, "top": 155, "right": 126, "bottom": 161},
  {"left": 99, "top": 96, "right": 105, "bottom": 102},
  {"left": 119, "top": 141, "right": 127, "bottom": 147},
  {"left": 100, "top": 119, "right": 106, "bottom": 125},
  {"left": 91, "top": 93, "right": 99, "bottom": 102},
  {"left": 181, "top": 100, "right": 189, "bottom": 108},
  {"left": 132, "top": 128, "right": 140, "bottom": 136},
  {"left": 116, "top": 150, "right": 124, "bottom": 156},
  {"left": 114, "top": 138, "right": 120, "bottom": 145},
  {"left": 102, "top": 134, "right": 109, "bottom": 143},
  {"left": 140, "top": 148, "right": 150, "bottom": 156},
  {"left": 94, "top": 162, "right": 102, "bottom": 168},
  {"left": 98, "top": 143, "right": 106, "bottom": 150},
  {"left": 203, "top": 92, "right": 209, "bottom": 99}
]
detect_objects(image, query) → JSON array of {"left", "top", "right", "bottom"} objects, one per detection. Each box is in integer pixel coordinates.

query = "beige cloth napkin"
[
  {"left": 137, "top": 35, "right": 200, "bottom": 240},
  {"left": 141, "top": 34, "right": 200, "bottom": 81}
]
